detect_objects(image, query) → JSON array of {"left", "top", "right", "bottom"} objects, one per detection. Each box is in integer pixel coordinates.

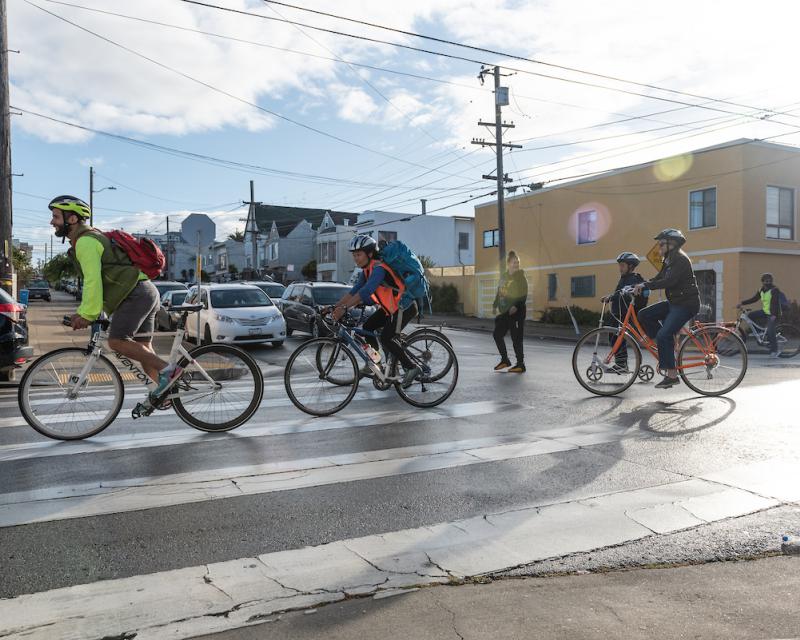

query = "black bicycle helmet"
[
  {"left": 616, "top": 252, "right": 640, "bottom": 268},
  {"left": 654, "top": 228, "right": 686, "bottom": 247}
]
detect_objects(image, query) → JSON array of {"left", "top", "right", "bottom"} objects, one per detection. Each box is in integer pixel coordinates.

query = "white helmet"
[{"left": 348, "top": 234, "right": 377, "bottom": 253}]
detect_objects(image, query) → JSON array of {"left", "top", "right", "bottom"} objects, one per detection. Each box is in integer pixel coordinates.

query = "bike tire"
[
  {"left": 314, "top": 340, "right": 360, "bottom": 386},
  {"left": 777, "top": 323, "right": 800, "bottom": 358},
  {"left": 18, "top": 348, "right": 124, "bottom": 440},
  {"left": 677, "top": 326, "right": 747, "bottom": 396},
  {"left": 173, "top": 344, "right": 264, "bottom": 432},
  {"left": 572, "top": 327, "right": 642, "bottom": 397},
  {"left": 394, "top": 333, "right": 458, "bottom": 408},
  {"left": 406, "top": 327, "right": 453, "bottom": 347},
  {"left": 401, "top": 328, "right": 454, "bottom": 383},
  {"left": 285, "top": 337, "right": 359, "bottom": 416}
]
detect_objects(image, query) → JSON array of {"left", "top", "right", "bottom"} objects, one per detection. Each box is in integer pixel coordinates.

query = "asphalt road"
[{"left": 1, "top": 292, "right": 798, "bottom": 639}]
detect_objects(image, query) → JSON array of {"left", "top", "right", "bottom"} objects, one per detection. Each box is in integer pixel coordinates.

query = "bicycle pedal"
[{"left": 132, "top": 400, "right": 155, "bottom": 419}]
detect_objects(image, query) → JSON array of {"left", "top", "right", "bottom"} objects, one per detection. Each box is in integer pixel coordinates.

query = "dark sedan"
[
  {"left": 279, "top": 282, "right": 375, "bottom": 338},
  {"left": 156, "top": 290, "right": 189, "bottom": 331},
  {"left": 0, "top": 288, "right": 33, "bottom": 382},
  {"left": 27, "top": 280, "right": 51, "bottom": 302}
]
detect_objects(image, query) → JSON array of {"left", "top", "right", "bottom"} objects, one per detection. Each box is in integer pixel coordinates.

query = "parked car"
[
  {"left": 153, "top": 280, "right": 188, "bottom": 299},
  {"left": 244, "top": 281, "right": 286, "bottom": 302},
  {"left": 27, "top": 279, "right": 51, "bottom": 302},
  {"left": 0, "top": 288, "right": 33, "bottom": 382},
  {"left": 184, "top": 283, "right": 286, "bottom": 346},
  {"left": 279, "top": 282, "right": 376, "bottom": 338},
  {"left": 156, "top": 289, "right": 189, "bottom": 331}
]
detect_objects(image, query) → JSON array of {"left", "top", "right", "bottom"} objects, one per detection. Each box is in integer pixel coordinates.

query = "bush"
[
  {"left": 430, "top": 283, "right": 459, "bottom": 313},
  {"left": 540, "top": 305, "right": 601, "bottom": 326},
  {"left": 783, "top": 300, "right": 800, "bottom": 325}
]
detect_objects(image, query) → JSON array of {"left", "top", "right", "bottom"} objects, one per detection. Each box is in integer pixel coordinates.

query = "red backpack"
[{"left": 104, "top": 230, "right": 166, "bottom": 279}]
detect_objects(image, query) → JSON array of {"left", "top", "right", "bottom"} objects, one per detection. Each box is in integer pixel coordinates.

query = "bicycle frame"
[{"left": 732, "top": 311, "right": 769, "bottom": 344}]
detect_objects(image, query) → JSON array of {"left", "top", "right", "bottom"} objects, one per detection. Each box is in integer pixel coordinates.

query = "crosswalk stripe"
[
  {"left": 0, "top": 464, "right": 784, "bottom": 640},
  {"left": 0, "top": 423, "right": 642, "bottom": 528},
  {"left": 0, "top": 400, "right": 521, "bottom": 461}
]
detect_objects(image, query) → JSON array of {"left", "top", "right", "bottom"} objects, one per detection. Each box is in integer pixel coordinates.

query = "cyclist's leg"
[
  {"left": 107, "top": 280, "right": 166, "bottom": 381},
  {"left": 765, "top": 314, "right": 779, "bottom": 352},
  {"left": 608, "top": 316, "right": 628, "bottom": 367},
  {"left": 638, "top": 300, "right": 668, "bottom": 341},
  {"left": 655, "top": 304, "right": 696, "bottom": 371},
  {"left": 362, "top": 308, "right": 386, "bottom": 352},
  {"left": 380, "top": 307, "right": 416, "bottom": 369}
]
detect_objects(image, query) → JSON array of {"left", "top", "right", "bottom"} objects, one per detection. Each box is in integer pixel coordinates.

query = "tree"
[
  {"left": 12, "top": 247, "right": 35, "bottom": 289},
  {"left": 301, "top": 260, "right": 317, "bottom": 280},
  {"left": 201, "top": 270, "right": 210, "bottom": 283},
  {"left": 180, "top": 269, "right": 188, "bottom": 281},
  {"left": 43, "top": 253, "right": 76, "bottom": 286},
  {"left": 417, "top": 255, "right": 436, "bottom": 270},
  {"left": 228, "top": 264, "right": 239, "bottom": 277},
  {"left": 227, "top": 229, "right": 245, "bottom": 242}
]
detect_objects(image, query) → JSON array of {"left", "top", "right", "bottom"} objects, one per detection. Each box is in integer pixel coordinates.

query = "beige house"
[{"left": 474, "top": 139, "right": 800, "bottom": 321}]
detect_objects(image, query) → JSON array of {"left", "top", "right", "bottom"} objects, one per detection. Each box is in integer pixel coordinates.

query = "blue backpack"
[{"left": 379, "top": 240, "right": 432, "bottom": 317}]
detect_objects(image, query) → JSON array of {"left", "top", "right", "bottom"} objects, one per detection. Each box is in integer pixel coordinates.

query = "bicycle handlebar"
[{"left": 62, "top": 315, "right": 110, "bottom": 330}]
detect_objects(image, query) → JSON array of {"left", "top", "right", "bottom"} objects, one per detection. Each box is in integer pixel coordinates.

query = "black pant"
[
  {"left": 363, "top": 304, "right": 417, "bottom": 368},
  {"left": 494, "top": 308, "right": 525, "bottom": 364}
]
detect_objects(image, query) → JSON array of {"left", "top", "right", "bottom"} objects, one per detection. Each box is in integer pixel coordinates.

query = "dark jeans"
[
  {"left": 363, "top": 304, "right": 417, "bottom": 369},
  {"left": 494, "top": 308, "right": 525, "bottom": 365},
  {"left": 638, "top": 300, "right": 697, "bottom": 370},
  {"left": 748, "top": 309, "right": 778, "bottom": 352}
]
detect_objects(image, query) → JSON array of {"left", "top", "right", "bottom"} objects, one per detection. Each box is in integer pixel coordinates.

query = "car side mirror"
[{"left": 163, "top": 300, "right": 171, "bottom": 308}]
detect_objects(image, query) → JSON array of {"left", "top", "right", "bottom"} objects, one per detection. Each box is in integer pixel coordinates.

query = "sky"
[{"left": 9, "top": 0, "right": 800, "bottom": 265}]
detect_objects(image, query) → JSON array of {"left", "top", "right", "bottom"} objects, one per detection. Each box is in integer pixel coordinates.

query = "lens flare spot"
[
  {"left": 569, "top": 202, "right": 611, "bottom": 244},
  {"left": 653, "top": 153, "right": 694, "bottom": 182}
]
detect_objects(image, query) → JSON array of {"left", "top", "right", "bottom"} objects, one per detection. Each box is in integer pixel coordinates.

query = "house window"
[
  {"left": 378, "top": 230, "right": 397, "bottom": 244},
  {"left": 689, "top": 187, "right": 716, "bottom": 229},
  {"left": 766, "top": 186, "right": 795, "bottom": 240},
  {"left": 269, "top": 242, "right": 279, "bottom": 261},
  {"left": 571, "top": 275, "right": 595, "bottom": 298},
  {"left": 319, "top": 241, "right": 337, "bottom": 263},
  {"left": 548, "top": 273, "right": 557, "bottom": 301},
  {"left": 483, "top": 228, "right": 500, "bottom": 248},
  {"left": 458, "top": 232, "right": 470, "bottom": 251},
  {"left": 577, "top": 210, "right": 597, "bottom": 245}
]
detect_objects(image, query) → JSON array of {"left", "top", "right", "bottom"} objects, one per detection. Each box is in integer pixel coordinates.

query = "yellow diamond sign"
[{"left": 646, "top": 242, "right": 664, "bottom": 271}]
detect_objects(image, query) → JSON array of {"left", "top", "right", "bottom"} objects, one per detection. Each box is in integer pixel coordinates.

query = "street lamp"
[{"left": 88, "top": 166, "right": 116, "bottom": 227}]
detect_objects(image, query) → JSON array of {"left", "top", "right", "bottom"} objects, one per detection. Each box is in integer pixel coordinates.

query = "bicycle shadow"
[{"left": 613, "top": 396, "right": 736, "bottom": 437}]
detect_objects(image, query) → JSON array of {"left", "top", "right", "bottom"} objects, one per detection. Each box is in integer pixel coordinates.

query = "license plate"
[{"left": 248, "top": 328, "right": 261, "bottom": 335}]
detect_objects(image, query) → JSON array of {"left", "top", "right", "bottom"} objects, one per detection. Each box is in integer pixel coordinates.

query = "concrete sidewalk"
[
  {"left": 418, "top": 313, "right": 587, "bottom": 343},
  {"left": 197, "top": 556, "right": 800, "bottom": 640}
]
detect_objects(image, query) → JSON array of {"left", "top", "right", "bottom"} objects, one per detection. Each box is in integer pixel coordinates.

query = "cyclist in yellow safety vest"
[{"left": 737, "top": 273, "right": 784, "bottom": 357}]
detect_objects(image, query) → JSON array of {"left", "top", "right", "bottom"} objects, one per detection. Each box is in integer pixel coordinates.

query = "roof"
[{"left": 254, "top": 205, "right": 357, "bottom": 236}]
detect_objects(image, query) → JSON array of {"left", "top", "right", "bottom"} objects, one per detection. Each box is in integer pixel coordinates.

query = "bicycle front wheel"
[
  {"left": 285, "top": 338, "right": 359, "bottom": 416},
  {"left": 173, "top": 344, "right": 264, "bottom": 432},
  {"left": 395, "top": 333, "right": 458, "bottom": 408},
  {"left": 572, "top": 327, "right": 642, "bottom": 396},
  {"left": 678, "top": 326, "right": 747, "bottom": 396},
  {"left": 18, "top": 348, "right": 124, "bottom": 440},
  {"left": 777, "top": 324, "right": 800, "bottom": 358}
]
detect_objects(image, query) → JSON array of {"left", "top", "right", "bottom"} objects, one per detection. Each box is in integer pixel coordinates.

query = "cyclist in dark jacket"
[
  {"left": 634, "top": 229, "right": 700, "bottom": 389},
  {"left": 600, "top": 252, "right": 649, "bottom": 371},
  {"left": 737, "top": 273, "right": 783, "bottom": 356}
]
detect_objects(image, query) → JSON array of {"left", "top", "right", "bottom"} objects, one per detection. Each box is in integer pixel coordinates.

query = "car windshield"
[
  {"left": 256, "top": 283, "right": 285, "bottom": 298},
  {"left": 312, "top": 287, "right": 348, "bottom": 305},
  {"left": 30, "top": 281, "right": 49, "bottom": 288},
  {"left": 155, "top": 283, "right": 187, "bottom": 295},
  {"left": 169, "top": 292, "right": 188, "bottom": 306},
  {"left": 210, "top": 288, "right": 273, "bottom": 308}
]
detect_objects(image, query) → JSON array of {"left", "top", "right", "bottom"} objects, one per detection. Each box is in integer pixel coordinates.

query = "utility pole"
[
  {"left": 420, "top": 198, "right": 427, "bottom": 215},
  {"left": 240, "top": 180, "right": 262, "bottom": 279},
  {"left": 165, "top": 215, "right": 170, "bottom": 281},
  {"left": 471, "top": 65, "right": 521, "bottom": 271},
  {"left": 0, "top": 0, "right": 14, "bottom": 295},
  {"left": 88, "top": 166, "right": 94, "bottom": 227}
]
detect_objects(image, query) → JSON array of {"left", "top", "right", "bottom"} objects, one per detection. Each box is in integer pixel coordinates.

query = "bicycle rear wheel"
[
  {"left": 402, "top": 329, "right": 454, "bottom": 382},
  {"left": 777, "top": 324, "right": 800, "bottom": 358},
  {"left": 572, "top": 327, "right": 642, "bottom": 396},
  {"left": 678, "top": 326, "right": 747, "bottom": 396},
  {"left": 172, "top": 344, "right": 264, "bottom": 432},
  {"left": 18, "top": 348, "right": 124, "bottom": 440},
  {"left": 285, "top": 338, "right": 359, "bottom": 416},
  {"left": 395, "top": 333, "right": 458, "bottom": 408}
]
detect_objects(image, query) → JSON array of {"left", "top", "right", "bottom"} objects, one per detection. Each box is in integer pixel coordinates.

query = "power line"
[{"left": 25, "top": 0, "right": 477, "bottom": 181}]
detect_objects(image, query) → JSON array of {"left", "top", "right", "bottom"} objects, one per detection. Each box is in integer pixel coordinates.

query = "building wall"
[{"left": 474, "top": 141, "right": 800, "bottom": 319}]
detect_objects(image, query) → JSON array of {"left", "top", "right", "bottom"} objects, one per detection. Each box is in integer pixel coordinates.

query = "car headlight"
[{"left": 215, "top": 313, "right": 235, "bottom": 323}]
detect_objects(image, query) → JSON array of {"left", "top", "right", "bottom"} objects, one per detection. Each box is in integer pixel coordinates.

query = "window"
[
  {"left": 378, "top": 230, "right": 397, "bottom": 243},
  {"left": 571, "top": 275, "right": 595, "bottom": 298},
  {"left": 319, "top": 241, "right": 337, "bottom": 263},
  {"left": 458, "top": 232, "right": 470, "bottom": 251},
  {"left": 268, "top": 242, "right": 279, "bottom": 261},
  {"left": 577, "top": 210, "right": 597, "bottom": 245},
  {"left": 689, "top": 187, "right": 717, "bottom": 229},
  {"left": 548, "top": 273, "right": 557, "bottom": 301},
  {"left": 483, "top": 228, "right": 500, "bottom": 248},
  {"left": 766, "top": 186, "right": 794, "bottom": 240}
]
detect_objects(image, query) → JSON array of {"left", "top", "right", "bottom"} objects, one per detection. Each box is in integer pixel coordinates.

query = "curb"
[{"left": 417, "top": 322, "right": 582, "bottom": 344}]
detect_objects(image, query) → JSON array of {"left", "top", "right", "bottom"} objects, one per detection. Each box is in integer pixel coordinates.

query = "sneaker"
[
  {"left": 401, "top": 366, "right": 422, "bottom": 388},
  {"left": 494, "top": 360, "right": 512, "bottom": 371},
  {"left": 507, "top": 363, "right": 526, "bottom": 373},
  {"left": 654, "top": 375, "right": 680, "bottom": 389},
  {"left": 149, "top": 365, "right": 183, "bottom": 401}
]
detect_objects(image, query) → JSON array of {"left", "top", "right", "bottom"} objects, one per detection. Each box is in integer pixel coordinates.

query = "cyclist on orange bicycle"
[
  {"left": 600, "top": 252, "right": 649, "bottom": 372},
  {"left": 633, "top": 229, "right": 700, "bottom": 389}
]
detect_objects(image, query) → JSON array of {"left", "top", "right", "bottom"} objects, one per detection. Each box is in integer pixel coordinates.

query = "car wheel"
[
  {"left": 202, "top": 325, "right": 213, "bottom": 346},
  {"left": 272, "top": 340, "right": 284, "bottom": 348}
]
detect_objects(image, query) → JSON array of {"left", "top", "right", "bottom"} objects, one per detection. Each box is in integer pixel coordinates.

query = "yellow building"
[{"left": 474, "top": 139, "right": 800, "bottom": 321}]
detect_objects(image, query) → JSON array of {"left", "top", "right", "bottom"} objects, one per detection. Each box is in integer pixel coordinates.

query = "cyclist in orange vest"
[{"left": 332, "top": 234, "right": 421, "bottom": 387}]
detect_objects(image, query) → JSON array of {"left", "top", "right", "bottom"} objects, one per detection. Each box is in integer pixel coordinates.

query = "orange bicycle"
[{"left": 572, "top": 287, "right": 747, "bottom": 397}]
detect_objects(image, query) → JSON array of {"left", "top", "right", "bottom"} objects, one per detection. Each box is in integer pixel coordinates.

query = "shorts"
[{"left": 109, "top": 280, "right": 161, "bottom": 342}]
